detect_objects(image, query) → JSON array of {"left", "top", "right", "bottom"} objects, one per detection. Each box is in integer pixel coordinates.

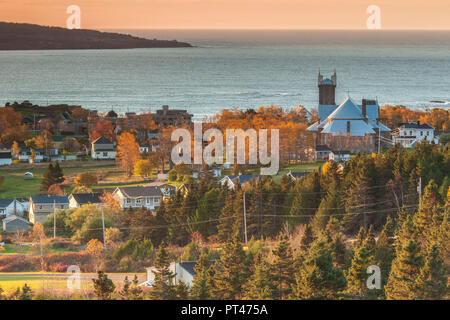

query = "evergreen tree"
[
  {"left": 355, "top": 226, "right": 366, "bottom": 248},
  {"left": 245, "top": 253, "right": 276, "bottom": 299},
  {"left": 292, "top": 240, "right": 346, "bottom": 299},
  {"left": 211, "top": 236, "right": 247, "bottom": 299},
  {"left": 374, "top": 222, "right": 395, "bottom": 297},
  {"left": 385, "top": 240, "right": 423, "bottom": 300},
  {"left": 175, "top": 281, "right": 190, "bottom": 300},
  {"left": 92, "top": 271, "right": 116, "bottom": 300},
  {"left": 191, "top": 251, "right": 213, "bottom": 300},
  {"left": 346, "top": 242, "right": 375, "bottom": 298},
  {"left": 415, "top": 243, "right": 447, "bottom": 300},
  {"left": 41, "top": 163, "right": 55, "bottom": 191},
  {"left": 271, "top": 234, "right": 295, "bottom": 299},
  {"left": 289, "top": 172, "right": 322, "bottom": 224},
  {"left": 19, "top": 284, "right": 32, "bottom": 300},
  {"left": 217, "top": 192, "right": 237, "bottom": 243},
  {"left": 363, "top": 225, "right": 376, "bottom": 250},
  {"left": 53, "top": 161, "right": 65, "bottom": 184},
  {"left": 299, "top": 224, "right": 315, "bottom": 252},
  {"left": 129, "top": 275, "right": 144, "bottom": 300},
  {"left": 150, "top": 242, "right": 176, "bottom": 300},
  {"left": 119, "top": 276, "right": 131, "bottom": 300}
]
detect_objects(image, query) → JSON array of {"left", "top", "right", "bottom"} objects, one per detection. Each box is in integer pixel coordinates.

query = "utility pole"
[
  {"left": 243, "top": 192, "right": 248, "bottom": 245},
  {"left": 418, "top": 177, "right": 422, "bottom": 208},
  {"left": 101, "top": 207, "right": 106, "bottom": 248},
  {"left": 378, "top": 128, "right": 381, "bottom": 154},
  {"left": 53, "top": 199, "right": 56, "bottom": 239}
]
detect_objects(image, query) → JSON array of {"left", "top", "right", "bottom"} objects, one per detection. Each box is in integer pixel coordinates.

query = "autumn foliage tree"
[{"left": 116, "top": 132, "right": 140, "bottom": 176}]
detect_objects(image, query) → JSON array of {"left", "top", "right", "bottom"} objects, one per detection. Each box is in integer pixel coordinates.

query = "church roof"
[
  {"left": 328, "top": 97, "right": 364, "bottom": 120},
  {"left": 321, "top": 119, "right": 376, "bottom": 136},
  {"left": 319, "top": 78, "right": 334, "bottom": 85}
]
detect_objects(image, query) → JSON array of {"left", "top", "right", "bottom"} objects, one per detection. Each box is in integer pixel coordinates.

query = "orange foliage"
[
  {"left": 116, "top": 132, "right": 140, "bottom": 176},
  {"left": 380, "top": 106, "right": 449, "bottom": 131},
  {"left": 89, "top": 119, "right": 116, "bottom": 142}
]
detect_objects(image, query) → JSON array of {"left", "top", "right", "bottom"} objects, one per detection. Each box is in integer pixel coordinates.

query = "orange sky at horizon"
[{"left": 1, "top": 0, "right": 449, "bottom": 30}]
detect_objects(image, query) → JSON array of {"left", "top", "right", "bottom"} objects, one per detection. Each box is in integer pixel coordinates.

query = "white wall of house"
[
  {"left": 0, "top": 158, "right": 12, "bottom": 166},
  {"left": 92, "top": 150, "right": 116, "bottom": 160},
  {"left": 393, "top": 126, "right": 436, "bottom": 147},
  {"left": 113, "top": 189, "right": 161, "bottom": 210},
  {"left": 0, "top": 200, "right": 27, "bottom": 217}
]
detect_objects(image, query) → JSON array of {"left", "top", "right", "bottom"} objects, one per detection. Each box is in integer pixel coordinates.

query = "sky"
[{"left": 1, "top": 0, "right": 450, "bottom": 30}]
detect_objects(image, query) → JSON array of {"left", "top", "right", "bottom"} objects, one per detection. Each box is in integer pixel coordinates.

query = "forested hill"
[{"left": 0, "top": 22, "right": 192, "bottom": 50}]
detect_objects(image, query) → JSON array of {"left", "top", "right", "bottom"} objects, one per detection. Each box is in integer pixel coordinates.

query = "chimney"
[
  {"left": 163, "top": 105, "right": 169, "bottom": 115},
  {"left": 362, "top": 99, "right": 367, "bottom": 118},
  {"left": 346, "top": 121, "right": 351, "bottom": 135}
]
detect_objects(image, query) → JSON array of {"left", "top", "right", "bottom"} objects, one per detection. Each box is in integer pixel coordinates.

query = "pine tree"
[
  {"left": 217, "top": 192, "right": 237, "bottom": 243},
  {"left": 92, "top": 271, "right": 116, "bottom": 300},
  {"left": 292, "top": 240, "right": 347, "bottom": 299},
  {"left": 346, "top": 242, "right": 375, "bottom": 298},
  {"left": 245, "top": 253, "right": 276, "bottom": 299},
  {"left": 119, "top": 276, "right": 131, "bottom": 300},
  {"left": 271, "top": 234, "right": 295, "bottom": 299},
  {"left": 385, "top": 239, "right": 423, "bottom": 300},
  {"left": 312, "top": 181, "right": 344, "bottom": 232},
  {"left": 129, "top": 275, "right": 144, "bottom": 300},
  {"left": 191, "top": 251, "right": 213, "bottom": 300},
  {"left": 175, "top": 281, "right": 190, "bottom": 300},
  {"left": 19, "top": 284, "right": 32, "bottom": 300},
  {"left": 41, "top": 163, "right": 55, "bottom": 190},
  {"left": 53, "top": 161, "right": 65, "bottom": 184},
  {"left": 355, "top": 226, "right": 366, "bottom": 248},
  {"left": 211, "top": 236, "right": 247, "bottom": 299},
  {"left": 150, "top": 242, "right": 176, "bottom": 300},
  {"left": 414, "top": 180, "right": 442, "bottom": 243},
  {"left": 363, "top": 225, "right": 376, "bottom": 250},
  {"left": 415, "top": 243, "right": 447, "bottom": 299},
  {"left": 299, "top": 224, "right": 315, "bottom": 252},
  {"left": 374, "top": 222, "right": 395, "bottom": 297}
]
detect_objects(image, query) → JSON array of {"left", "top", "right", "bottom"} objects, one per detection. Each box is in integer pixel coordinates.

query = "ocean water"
[{"left": 0, "top": 30, "right": 449, "bottom": 119}]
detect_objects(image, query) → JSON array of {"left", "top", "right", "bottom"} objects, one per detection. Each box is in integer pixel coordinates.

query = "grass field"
[{"left": 0, "top": 272, "right": 146, "bottom": 291}]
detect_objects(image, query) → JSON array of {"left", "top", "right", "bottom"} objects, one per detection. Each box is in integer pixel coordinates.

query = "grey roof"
[
  {"left": 0, "top": 152, "right": 11, "bottom": 159},
  {"left": 3, "top": 215, "right": 29, "bottom": 224},
  {"left": 70, "top": 193, "right": 103, "bottom": 205},
  {"left": 318, "top": 104, "right": 337, "bottom": 121},
  {"left": 315, "top": 144, "right": 331, "bottom": 151},
  {"left": 116, "top": 186, "right": 162, "bottom": 198},
  {"left": 178, "top": 261, "right": 197, "bottom": 276},
  {"left": 0, "top": 198, "right": 14, "bottom": 208},
  {"left": 399, "top": 122, "right": 434, "bottom": 129},
  {"left": 226, "top": 175, "right": 261, "bottom": 185},
  {"left": 31, "top": 196, "right": 69, "bottom": 204},
  {"left": 92, "top": 136, "right": 113, "bottom": 145},
  {"left": 321, "top": 119, "right": 376, "bottom": 136}
]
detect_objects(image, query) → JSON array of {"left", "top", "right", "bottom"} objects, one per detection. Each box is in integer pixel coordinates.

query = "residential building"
[
  {"left": 0, "top": 151, "right": 12, "bottom": 166},
  {"left": 3, "top": 215, "right": 30, "bottom": 233},
  {"left": 329, "top": 150, "right": 351, "bottom": 162},
  {"left": 392, "top": 122, "right": 437, "bottom": 147},
  {"left": 91, "top": 136, "right": 116, "bottom": 160},
  {"left": 144, "top": 182, "right": 176, "bottom": 197},
  {"left": 112, "top": 186, "right": 163, "bottom": 210},
  {"left": 68, "top": 193, "right": 103, "bottom": 208},
  {"left": 219, "top": 175, "right": 262, "bottom": 190},
  {"left": 19, "top": 148, "right": 44, "bottom": 163},
  {"left": 307, "top": 71, "right": 391, "bottom": 153},
  {"left": 0, "top": 198, "right": 28, "bottom": 217},
  {"left": 286, "top": 171, "right": 310, "bottom": 181},
  {"left": 315, "top": 144, "right": 331, "bottom": 160},
  {"left": 152, "top": 105, "right": 193, "bottom": 127},
  {"left": 29, "top": 196, "right": 69, "bottom": 224}
]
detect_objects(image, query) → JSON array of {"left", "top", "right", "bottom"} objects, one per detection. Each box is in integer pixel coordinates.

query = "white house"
[
  {"left": 0, "top": 151, "right": 12, "bottom": 166},
  {"left": 68, "top": 193, "right": 103, "bottom": 209},
  {"left": 392, "top": 122, "right": 438, "bottom": 147},
  {"left": 91, "top": 136, "right": 116, "bottom": 160},
  {"left": 329, "top": 150, "right": 350, "bottom": 162},
  {"left": 145, "top": 262, "right": 196, "bottom": 288},
  {"left": 19, "top": 148, "right": 44, "bottom": 163},
  {"left": 29, "top": 196, "right": 70, "bottom": 224},
  {"left": 0, "top": 199, "right": 28, "bottom": 217},
  {"left": 112, "top": 186, "right": 163, "bottom": 210},
  {"left": 139, "top": 145, "right": 150, "bottom": 154}
]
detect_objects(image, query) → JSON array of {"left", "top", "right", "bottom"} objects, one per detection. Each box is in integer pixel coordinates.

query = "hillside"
[{"left": 0, "top": 22, "right": 192, "bottom": 50}]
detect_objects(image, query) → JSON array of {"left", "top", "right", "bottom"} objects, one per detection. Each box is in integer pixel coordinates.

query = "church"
[{"left": 307, "top": 71, "right": 391, "bottom": 153}]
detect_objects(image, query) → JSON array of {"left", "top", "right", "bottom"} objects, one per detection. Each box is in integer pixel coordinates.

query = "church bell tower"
[{"left": 318, "top": 70, "right": 337, "bottom": 105}]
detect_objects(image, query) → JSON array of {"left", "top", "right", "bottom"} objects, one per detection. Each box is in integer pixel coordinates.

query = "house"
[
  {"left": 19, "top": 148, "right": 44, "bottom": 163},
  {"left": 315, "top": 144, "right": 331, "bottom": 160},
  {"left": 392, "top": 122, "right": 438, "bottom": 147},
  {"left": 139, "top": 145, "right": 150, "bottom": 154},
  {"left": 2, "top": 215, "right": 30, "bottom": 233},
  {"left": 329, "top": 150, "right": 350, "bottom": 162},
  {"left": 0, "top": 151, "right": 12, "bottom": 166},
  {"left": 68, "top": 193, "right": 103, "bottom": 209},
  {"left": 29, "top": 196, "right": 70, "bottom": 224},
  {"left": 219, "top": 175, "right": 262, "bottom": 190},
  {"left": 286, "top": 171, "right": 310, "bottom": 181},
  {"left": 157, "top": 170, "right": 169, "bottom": 181},
  {"left": 145, "top": 261, "right": 198, "bottom": 288},
  {"left": 152, "top": 105, "right": 193, "bottom": 127},
  {"left": 91, "top": 136, "right": 116, "bottom": 160},
  {"left": 0, "top": 199, "right": 28, "bottom": 217},
  {"left": 112, "top": 186, "right": 163, "bottom": 210},
  {"left": 307, "top": 71, "right": 391, "bottom": 153},
  {"left": 144, "top": 182, "right": 176, "bottom": 197}
]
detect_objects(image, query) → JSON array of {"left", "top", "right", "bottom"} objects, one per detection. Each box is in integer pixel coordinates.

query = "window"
[
  {"left": 60, "top": 205, "right": 64, "bottom": 209},
  {"left": 420, "top": 131, "right": 423, "bottom": 136},
  {"left": 410, "top": 131, "right": 412, "bottom": 136},
  {"left": 427, "top": 131, "right": 429, "bottom": 136},
  {"left": 126, "top": 199, "right": 131, "bottom": 204},
  {"left": 103, "top": 152, "right": 107, "bottom": 157},
  {"left": 39, "top": 205, "right": 43, "bottom": 209},
  {"left": 136, "top": 199, "right": 141, "bottom": 204},
  {"left": 146, "top": 198, "right": 150, "bottom": 203},
  {"left": 155, "top": 198, "right": 160, "bottom": 203}
]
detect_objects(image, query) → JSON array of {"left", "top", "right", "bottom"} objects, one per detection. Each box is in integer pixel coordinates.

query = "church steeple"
[{"left": 318, "top": 70, "right": 336, "bottom": 105}]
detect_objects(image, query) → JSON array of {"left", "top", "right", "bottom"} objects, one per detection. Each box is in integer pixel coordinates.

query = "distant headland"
[{"left": 0, "top": 22, "right": 193, "bottom": 50}]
